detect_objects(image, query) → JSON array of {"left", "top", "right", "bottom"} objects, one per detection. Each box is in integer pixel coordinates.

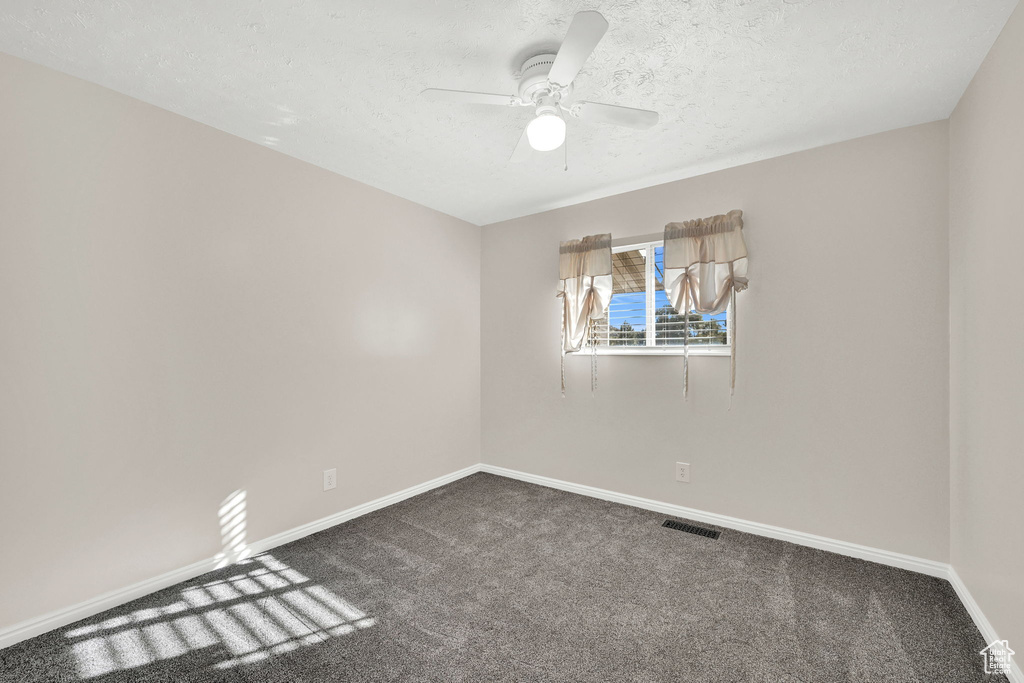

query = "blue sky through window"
[{"left": 606, "top": 245, "right": 727, "bottom": 331}]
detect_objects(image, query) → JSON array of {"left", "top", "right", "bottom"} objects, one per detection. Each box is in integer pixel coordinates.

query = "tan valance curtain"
[
  {"left": 557, "top": 233, "right": 612, "bottom": 395},
  {"left": 663, "top": 210, "right": 748, "bottom": 396}
]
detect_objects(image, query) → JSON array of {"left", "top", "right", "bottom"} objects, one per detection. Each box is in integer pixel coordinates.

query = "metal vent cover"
[{"left": 662, "top": 519, "right": 721, "bottom": 540}]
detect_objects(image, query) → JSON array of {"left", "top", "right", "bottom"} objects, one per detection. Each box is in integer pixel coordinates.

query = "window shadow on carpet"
[{"left": 63, "top": 553, "right": 375, "bottom": 679}]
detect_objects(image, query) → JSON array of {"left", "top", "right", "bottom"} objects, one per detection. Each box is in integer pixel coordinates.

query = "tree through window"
[{"left": 590, "top": 241, "right": 729, "bottom": 349}]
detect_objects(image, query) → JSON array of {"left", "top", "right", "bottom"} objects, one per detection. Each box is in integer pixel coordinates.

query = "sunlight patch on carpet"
[{"left": 65, "top": 554, "right": 375, "bottom": 678}]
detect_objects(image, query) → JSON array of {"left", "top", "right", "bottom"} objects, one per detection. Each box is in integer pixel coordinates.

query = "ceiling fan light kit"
[
  {"left": 421, "top": 10, "right": 659, "bottom": 162},
  {"left": 527, "top": 103, "right": 566, "bottom": 151}
]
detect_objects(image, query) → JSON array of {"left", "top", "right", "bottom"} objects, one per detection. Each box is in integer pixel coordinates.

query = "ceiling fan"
[{"left": 421, "top": 10, "right": 659, "bottom": 162}]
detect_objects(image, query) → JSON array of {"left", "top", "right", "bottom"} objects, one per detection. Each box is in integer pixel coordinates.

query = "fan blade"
[
  {"left": 509, "top": 127, "right": 532, "bottom": 163},
  {"left": 421, "top": 88, "right": 520, "bottom": 106},
  {"left": 574, "top": 101, "right": 659, "bottom": 129},
  {"left": 548, "top": 11, "right": 608, "bottom": 87}
]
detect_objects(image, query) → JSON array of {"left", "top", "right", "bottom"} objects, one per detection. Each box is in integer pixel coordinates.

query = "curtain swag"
[
  {"left": 663, "top": 209, "right": 749, "bottom": 398},
  {"left": 556, "top": 233, "right": 612, "bottom": 396}
]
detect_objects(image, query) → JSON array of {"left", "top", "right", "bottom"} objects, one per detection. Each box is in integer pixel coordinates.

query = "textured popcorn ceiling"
[{"left": 0, "top": 1, "right": 1017, "bottom": 225}]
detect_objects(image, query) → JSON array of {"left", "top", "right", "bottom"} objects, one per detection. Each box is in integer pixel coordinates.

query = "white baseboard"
[
  {"left": 246, "top": 464, "right": 478, "bottom": 557},
  {"left": 0, "top": 554, "right": 224, "bottom": 652},
  {"left": 479, "top": 463, "right": 1021, "bottom": 682},
  {"left": 948, "top": 567, "right": 1023, "bottom": 683},
  {"left": 3, "top": 461, "right": 1018, "bottom": 683},
  {"left": 479, "top": 464, "right": 949, "bottom": 577},
  {"left": 0, "top": 464, "right": 479, "bottom": 650}
]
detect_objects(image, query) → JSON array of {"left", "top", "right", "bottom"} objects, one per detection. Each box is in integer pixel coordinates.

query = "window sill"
[{"left": 571, "top": 346, "right": 731, "bottom": 357}]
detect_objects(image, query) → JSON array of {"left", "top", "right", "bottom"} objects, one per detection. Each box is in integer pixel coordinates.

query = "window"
[{"left": 588, "top": 240, "right": 730, "bottom": 355}]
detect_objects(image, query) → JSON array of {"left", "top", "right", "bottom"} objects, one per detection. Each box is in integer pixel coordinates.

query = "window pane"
[
  {"left": 587, "top": 242, "right": 729, "bottom": 349},
  {"left": 655, "top": 308, "right": 728, "bottom": 345},
  {"left": 653, "top": 245, "right": 727, "bottom": 346},
  {"left": 593, "top": 248, "right": 647, "bottom": 346}
]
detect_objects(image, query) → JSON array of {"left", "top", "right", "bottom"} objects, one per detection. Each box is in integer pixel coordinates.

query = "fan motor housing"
[{"left": 518, "top": 53, "right": 572, "bottom": 103}]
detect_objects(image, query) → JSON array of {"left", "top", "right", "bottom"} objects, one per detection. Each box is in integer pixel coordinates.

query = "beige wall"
[
  {"left": 0, "top": 53, "right": 480, "bottom": 631},
  {"left": 481, "top": 122, "right": 951, "bottom": 561},
  {"left": 949, "top": 1, "right": 1024, "bottom": 652}
]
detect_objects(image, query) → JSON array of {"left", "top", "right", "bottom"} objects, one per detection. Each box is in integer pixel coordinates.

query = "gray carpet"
[{"left": 0, "top": 473, "right": 1004, "bottom": 682}]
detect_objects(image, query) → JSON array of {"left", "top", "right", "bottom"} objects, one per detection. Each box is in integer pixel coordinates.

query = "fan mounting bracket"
[{"left": 518, "top": 53, "right": 573, "bottom": 105}]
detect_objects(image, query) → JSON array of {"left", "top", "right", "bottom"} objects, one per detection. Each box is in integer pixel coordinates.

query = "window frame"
[{"left": 585, "top": 236, "right": 731, "bottom": 357}]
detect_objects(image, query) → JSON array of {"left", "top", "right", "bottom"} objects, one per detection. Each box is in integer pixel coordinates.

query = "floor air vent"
[{"left": 662, "top": 519, "right": 720, "bottom": 539}]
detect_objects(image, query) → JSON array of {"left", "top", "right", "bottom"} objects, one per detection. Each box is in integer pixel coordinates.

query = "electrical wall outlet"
[
  {"left": 323, "top": 468, "right": 337, "bottom": 491},
  {"left": 675, "top": 462, "right": 690, "bottom": 483}
]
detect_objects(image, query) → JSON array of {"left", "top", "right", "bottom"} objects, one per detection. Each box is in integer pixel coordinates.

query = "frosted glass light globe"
[{"left": 526, "top": 112, "right": 566, "bottom": 151}]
